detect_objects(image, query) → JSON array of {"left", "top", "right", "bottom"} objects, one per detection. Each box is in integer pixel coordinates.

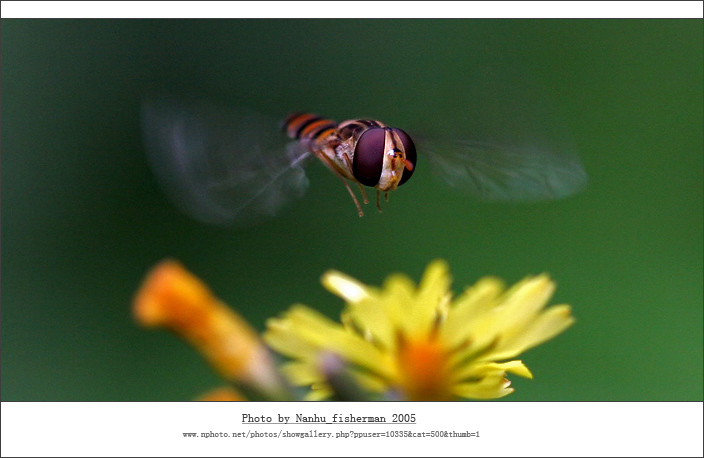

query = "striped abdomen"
[
  {"left": 283, "top": 113, "right": 338, "bottom": 142},
  {"left": 283, "top": 113, "right": 388, "bottom": 144}
]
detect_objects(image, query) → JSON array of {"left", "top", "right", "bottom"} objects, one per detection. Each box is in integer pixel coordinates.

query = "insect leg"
[
  {"left": 315, "top": 150, "right": 364, "bottom": 217},
  {"left": 341, "top": 153, "right": 369, "bottom": 205},
  {"left": 356, "top": 183, "right": 369, "bottom": 205}
]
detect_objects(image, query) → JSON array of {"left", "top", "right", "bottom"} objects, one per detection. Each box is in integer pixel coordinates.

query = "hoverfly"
[
  {"left": 141, "top": 98, "right": 587, "bottom": 226},
  {"left": 282, "top": 113, "right": 417, "bottom": 217}
]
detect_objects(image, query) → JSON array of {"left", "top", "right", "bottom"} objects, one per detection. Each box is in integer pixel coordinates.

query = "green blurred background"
[{"left": 2, "top": 19, "right": 702, "bottom": 401}]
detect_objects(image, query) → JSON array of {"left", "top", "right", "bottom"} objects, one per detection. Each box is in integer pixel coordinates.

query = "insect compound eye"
[
  {"left": 392, "top": 128, "right": 417, "bottom": 186},
  {"left": 352, "top": 127, "right": 386, "bottom": 187}
]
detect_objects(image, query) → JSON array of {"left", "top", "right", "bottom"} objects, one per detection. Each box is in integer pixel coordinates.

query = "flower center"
[{"left": 397, "top": 335, "right": 453, "bottom": 401}]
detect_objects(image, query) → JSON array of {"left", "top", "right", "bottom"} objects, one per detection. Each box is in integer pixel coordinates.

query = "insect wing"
[
  {"left": 420, "top": 137, "right": 588, "bottom": 202},
  {"left": 141, "top": 99, "right": 311, "bottom": 226},
  {"left": 410, "top": 70, "right": 587, "bottom": 201}
]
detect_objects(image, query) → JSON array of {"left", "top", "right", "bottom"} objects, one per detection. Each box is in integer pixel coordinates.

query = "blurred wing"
[
  {"left": 420, "top": 138, "right": 588, "bottom": 202},
  {"left": 401, "top": 63, "right": 588, "bottom": 202},
  {"left": 141, "top": 99, "right": 311, "bottom": 226}
]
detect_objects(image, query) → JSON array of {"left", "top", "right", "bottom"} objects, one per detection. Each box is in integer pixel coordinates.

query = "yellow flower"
[
  {"left": 264, "top": 260, "right": 575, "bottom": 401},
  {"left": 133, "top": 259, "right": 290, "bottom": 400}
]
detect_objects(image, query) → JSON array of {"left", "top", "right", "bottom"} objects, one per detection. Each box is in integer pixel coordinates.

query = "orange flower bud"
[
  {"left": 194, "top": 387, "right": 246, "bottom": 402},
  {"left": 133, "top": 260, "right": 288, "bottom": 399}
]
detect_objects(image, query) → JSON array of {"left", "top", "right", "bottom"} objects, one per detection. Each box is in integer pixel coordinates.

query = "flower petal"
[
  {"left": 304, "top": 385, "right": 333, "bottom": 401},
  {"left": 343, "top": 297, "right": 397, "bottom": 352},
  {"left": 502, "top": 360, "right": 534, "bottom": 379},
  {"left": 379, "top": 273, "right": 418, "bottom": 337},
  {"left": 441, "top": 276, "right": 506, "bottom": 347},
  {"left": 453, "top": 373, "right": 514, "bottom": 399},
  {"left": 322, "top": 270, "right": 372, "bottom": 304},
  {"left": 451, "top": 275, "right": 557, "bottom": 355},
  {"left": 409, "top": 259, "right": 451, "bottom": 335},
  {"left": 265, "top": 308, "right": 326, "bottom": 360},
  {"left": 133, "top": 260, "right": 285, "bottom": 398},
  {"left": 488, "top": 305, "right": 575, "bottom": 360},
  {"left": 279, "top": 361, "right": 322, "bottom": 385},
  {"left": 264, "top": 305, "right": 395, "bottom": 380}
]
